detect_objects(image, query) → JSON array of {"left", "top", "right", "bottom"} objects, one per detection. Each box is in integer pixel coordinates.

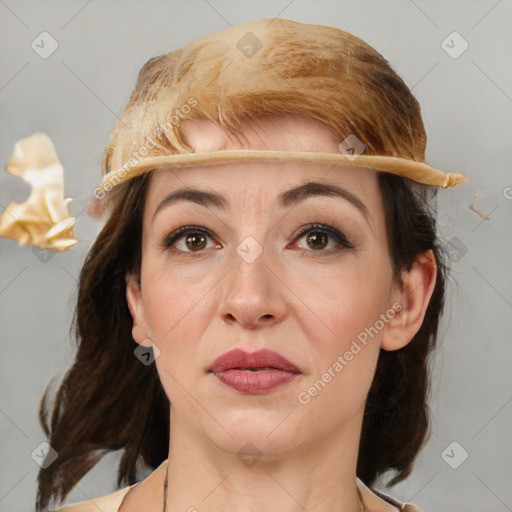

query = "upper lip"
[{"left": 208, "top": 348, "right": 301, "bottom": 374}]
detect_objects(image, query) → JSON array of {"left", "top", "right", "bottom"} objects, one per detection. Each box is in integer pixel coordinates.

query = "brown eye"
[
  {"left": 185, "top": 233, "right": 207, "bottom": 251},
  {"left": 295, "top": 223, "right": 356, "bottom": 254},
  {"left": 162, "top": 226, "right": 217, "bottom": 253},
  {"left": 306, "top": 231, "right": 328, "bottom": 251}
]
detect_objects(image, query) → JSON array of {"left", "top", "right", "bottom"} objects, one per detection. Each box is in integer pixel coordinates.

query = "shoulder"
[
  {"left": 357, "top": 478, "right": 422, "bottom": 512},
  {"left": 52, "top": 484, "right": 136, "bottom": 512},
  {"left": 370, "top": 486, "right": 422, "bottom": 512},
  {"left": 52, "top": 458, "right": 168, "bottom": 512}
]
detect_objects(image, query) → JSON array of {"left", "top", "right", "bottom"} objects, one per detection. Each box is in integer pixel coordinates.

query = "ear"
[
  {"left": 125, "top": 273, "right": 153, "bottom": 347},
  {"left": 381, "top": 249, "right": 437, "bottom": 351}
]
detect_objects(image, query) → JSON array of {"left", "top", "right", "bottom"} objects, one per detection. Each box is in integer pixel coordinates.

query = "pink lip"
[{"left": 208, "top": 348, "right": 301, "bottom": 394}]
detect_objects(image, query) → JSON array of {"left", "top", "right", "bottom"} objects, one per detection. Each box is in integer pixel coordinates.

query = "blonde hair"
[{"left": 103, "top": 18, "right": 426, "bottom": 179}]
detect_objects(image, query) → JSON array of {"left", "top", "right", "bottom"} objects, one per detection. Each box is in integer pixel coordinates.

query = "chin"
[{"left": 206, "top": 411, "right": 304, "bottom": 456}]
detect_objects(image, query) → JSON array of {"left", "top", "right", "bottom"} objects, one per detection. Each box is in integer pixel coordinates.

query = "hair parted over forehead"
[{"left": 97, "top": 17, "right": 465, "bottom": 199}]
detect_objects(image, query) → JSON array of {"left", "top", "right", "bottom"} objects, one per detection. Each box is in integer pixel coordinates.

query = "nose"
[{"left": 218, "top": 239, "right": 287, "bottom": 330}]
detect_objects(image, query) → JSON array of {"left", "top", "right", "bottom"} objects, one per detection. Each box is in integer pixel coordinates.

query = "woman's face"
[{"left": 126, "top": 115, "right": 403, "bottom": 458}]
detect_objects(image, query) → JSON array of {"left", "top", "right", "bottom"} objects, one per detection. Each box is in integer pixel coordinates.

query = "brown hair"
[{"left": 36, "top": 18, "right": 447, "bottom": 510}]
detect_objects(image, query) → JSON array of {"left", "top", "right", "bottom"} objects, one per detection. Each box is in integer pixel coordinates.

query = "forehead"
[
  {"left": 143, "top": 115, "right": 385, "bottom": 231},
  {"left": 149, "top": 114, "right": 378, "bottom": 198},
  {"left": 144, "top": 163, "right": 384, "bottom": 243}
]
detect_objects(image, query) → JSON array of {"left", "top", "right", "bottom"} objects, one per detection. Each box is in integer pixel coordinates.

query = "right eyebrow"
[{"left": 152, "top": 188, "right": 229, "bottom": 222}]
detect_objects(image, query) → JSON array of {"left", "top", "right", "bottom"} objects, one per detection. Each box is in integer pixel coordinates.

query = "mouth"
[
  {"left": 228, "top": 367, "right": 282, "bottom": 371},
  {"left": 208, "top": 348, "right": 301, "bottom": 374},
  {"left": 208, "top": 348, "right": 301, "bottom": 394}
]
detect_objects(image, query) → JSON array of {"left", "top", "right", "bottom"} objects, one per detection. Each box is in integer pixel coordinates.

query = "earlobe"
[
  {"left": 381, "top": 249, "right": 437, "bottom": 351},
  {"left": 125, "top": 273, "right": 152, "bottom": 347}
]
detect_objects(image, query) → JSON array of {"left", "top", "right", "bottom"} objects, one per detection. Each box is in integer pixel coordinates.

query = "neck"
[{"left": 163, "top": 407, "right": 366, "bottom": 512}]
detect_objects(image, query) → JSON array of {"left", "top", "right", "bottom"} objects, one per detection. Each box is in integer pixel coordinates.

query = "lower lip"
[{"left": 212, "top": 369, "right": 299, "bottom": 394}]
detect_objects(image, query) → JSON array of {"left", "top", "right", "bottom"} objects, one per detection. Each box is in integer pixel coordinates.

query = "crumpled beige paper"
[{"left": 0, "top": 132, "right": 78, "bottom": 251}]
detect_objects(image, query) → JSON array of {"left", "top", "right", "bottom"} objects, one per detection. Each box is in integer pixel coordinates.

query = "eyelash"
[{"left": 161, "top": 223, "right": 356, "bottom": 255}]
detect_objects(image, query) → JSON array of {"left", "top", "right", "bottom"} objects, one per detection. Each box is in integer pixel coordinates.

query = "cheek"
[
  {"left": 289, "top": 258, "right": 391, "bottom": 410},
  {"left": 142, "top": 268, "right": 217, "bottom": 371},
  {"left": 291, "top": 253, "right": 392, "bottom": 348},
  {"left": 142, "top": 279, "right": 212, "bottom": 410}
]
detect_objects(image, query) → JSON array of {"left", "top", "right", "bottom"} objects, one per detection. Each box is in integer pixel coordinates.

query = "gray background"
[{"left": 1, "top": 1, "right": 511, "bottom": 511}]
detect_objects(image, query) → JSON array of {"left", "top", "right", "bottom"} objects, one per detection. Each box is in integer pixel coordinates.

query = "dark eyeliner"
[
  {"left": 161, "top": 225, "right": 212, "bottom": 250},
  {"left": 295, "top": 223, "right": 356, "bottom": 251},
  {"left": 161, "top": 223, "right": 355, "bottom": 253}
]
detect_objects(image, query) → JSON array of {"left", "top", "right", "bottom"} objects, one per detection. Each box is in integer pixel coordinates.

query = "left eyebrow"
[
  {"left": 152, "top": 181, "right": 369, "bottom": 223},
  {"left": 277, "top": 181, "right": 369, "bottom": 221}
]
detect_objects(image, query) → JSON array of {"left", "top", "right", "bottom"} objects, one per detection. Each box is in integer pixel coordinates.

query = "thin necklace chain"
[
  {"left": 162, "top": 470, "right": 367, "bottom": 512},
  {"left": 163, "top": 469, "right": 168, "bottom": 512}
]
